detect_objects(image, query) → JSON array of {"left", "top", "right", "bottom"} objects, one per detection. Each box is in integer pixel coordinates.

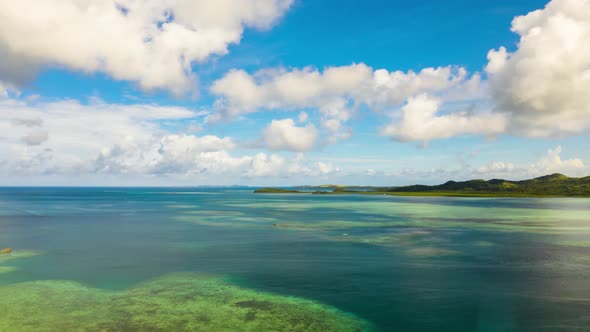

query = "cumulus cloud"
[
  {"left": 476, "top": 161, "right": 515, "bottom": 175},
  {"left": 381, "top": 94, "right": 506, "bottom": 143},
  {"left": 245, "top": 153, "right": 286, "bottom": 177},
  {"left": 0, "top": 0, "right": 293, "bottom": 94},
  {"left": 210, "top": 64, "right": 473, "bottom": 115},
  {"left": 12, "top": 118, "right": 43, "bottom": 127},
  {"left": 487, "top": 0, "right": 590, "bottom": 136},
  {"left": 0, "top": 80, "right": 19, "bottom": 98},
  {"left": 0, "top": 97, "right": 199, "bottom": 174},
  {"left": 0, "top": 95, "right": 336, "bottom": 182},
  {"left": 159, "top": 134, "right": 235, "bottom": 155},
  {"left": 530, "top": 145, "right": 586, "bottom": 175},
  {"left": 141, "top": 134, "right": 238, "bottom": 174},
  {"left": 262, "top": 118, "right": 318, "bottom": 152},
  {"left": 241, "top": 153, "right": 339, "bottom": 178},
  {"left": 475, "top": 146, "right": 586, "bottom": 178},
  {"left": 21, "top": 130, "right": 49, "bottom": 146},
  {"left": 211, "top": 64, "right": 371, "bottom": 117},
  {"left": 315, "top": 161, "right": 338, "bottom": 176},
  {"left": 210, "top": 63, "right": 481, "bottom": 141},
  {"left": 367, "top": 67, "right": 476, "bottom": 107},
  {"left": 209, "top": 64, "right": 371, "bottom": 140},
  {"left": 297, "top": 112, "right": 308, "bottom": 123},
  {"left": 317, "top": 98, "right": 353, "bottom": 142}
]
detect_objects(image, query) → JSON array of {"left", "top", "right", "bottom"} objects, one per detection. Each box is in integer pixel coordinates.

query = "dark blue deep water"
[{"left": 1, "top": 187, "right": 590, "bottom": 331}]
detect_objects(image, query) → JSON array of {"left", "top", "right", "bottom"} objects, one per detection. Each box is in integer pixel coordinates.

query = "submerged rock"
[{"left": 0, "top": 273, "right": 373, "bottom": 331}]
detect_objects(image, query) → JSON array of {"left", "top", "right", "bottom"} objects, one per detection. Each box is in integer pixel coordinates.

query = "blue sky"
[{"left": 0, "top": 0, "right": 588, "bottom": 185}]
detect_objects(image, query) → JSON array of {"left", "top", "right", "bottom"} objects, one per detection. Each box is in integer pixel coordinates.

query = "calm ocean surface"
[{"left": 1, "top": 187, "right": 590, "bottom": 331}]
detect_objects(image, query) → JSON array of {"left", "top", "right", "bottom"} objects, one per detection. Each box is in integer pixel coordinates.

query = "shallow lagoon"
[{"left": 1, "top": 187, "right": 590, "bottom": 331}]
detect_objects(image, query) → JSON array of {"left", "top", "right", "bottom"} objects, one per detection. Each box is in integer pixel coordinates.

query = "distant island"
[{"left": 255, "top": 174, "right": 590, "bottom": 197}]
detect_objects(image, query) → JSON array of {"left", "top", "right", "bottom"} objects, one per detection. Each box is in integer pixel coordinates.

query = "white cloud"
[
  {"left": 0, "top": 80, "right": 18, "bottom": 98},
  {"left": 476, "top": 161, "right": 515, "bottom": 175},
  {"left": 210, "top": 64, "right": 371, "bottom": 117},
  {"left": 160, "top": 134, "right": 235, "bottom": 155},
  {"left": 245, "top": 153, "right": 286, "bottom": 177},
  {"left": 12, "top": 117, "right": 43, "bottom": 127},
  {"left": 366, "top": 66, "right": 473, "bottom": 107},
  {"left": 380, "top": 94, "right": 507, "bottom": 143},
  {"left": 144, "top": 134, "right": 238, "bottom": 174},
  {"left": 0, "top": 95, "right": 337, "bottom": 182},
  {"left": 485, "top": 46, "right": 509, "bottom": 75},
  {"left": 0, "top": 0, "right": 293, "bottom": 94},
  {"left": 21, "top": 130, "right": 49, "bottom": 146},
  {"left": 0, "top": 82, "right": 7, "bottom": 98},
  {"left": 315, "top": 161, "right": 338, "bottom": 176},
  {"left": 297, "top": 112, "right": 308, "bottom": 123},
  {"left": 530, "top": 145, "right": 585, "bottom": 175},
  {"left": 487, "top": 0, "right": 590, "bottom": 136},
  {"left": 0, "top": 97, "right": 200, "bottom": 175},
  {"left": 475, "top": 146, "right": 586, "bottom": 179},
  {"left": 211, "top": 63, "right": 480, "bottom": 142},
  {"left": 242, "top": 153, "right": 338, "bottom": 178},
  {"left": 317, "top": 98, "right": 353, "bottom": 142},
  {"left": 210, "top": 64, "right": 474, "bottom": 115},
  {"left": 262, "top": 118, "right": 318, "bottom": 152}
]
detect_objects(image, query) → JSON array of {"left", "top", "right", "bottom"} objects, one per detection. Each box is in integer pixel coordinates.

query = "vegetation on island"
[{"left": 254, "top": 174, "right": 590, "bottom": 197}]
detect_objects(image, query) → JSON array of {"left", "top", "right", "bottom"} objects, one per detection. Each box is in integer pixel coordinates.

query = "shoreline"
[
  {"left": 254, "top": 190, "right": 590, "bottom": 198},
  {"left": 254, "top": 173, "right": 590, "bottom": 198}
]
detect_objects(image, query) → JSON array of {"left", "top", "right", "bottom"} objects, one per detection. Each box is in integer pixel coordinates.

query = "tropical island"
[{"left": 255, "top": 173, "right": 590, "bottom": 197}]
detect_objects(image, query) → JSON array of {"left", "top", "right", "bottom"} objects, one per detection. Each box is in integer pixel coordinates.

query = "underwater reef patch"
[
  {"left": 406, "top": 247, "right": 461, "bottom": 257},
  {"left": 0, "top": 273, "right": 372, "bottom": 331},
  {"left": 0, "top": 250, "right": 44, "bottom": 263},
  {"left": 0, "top": 266, "right": 17, "bottom": 275}
]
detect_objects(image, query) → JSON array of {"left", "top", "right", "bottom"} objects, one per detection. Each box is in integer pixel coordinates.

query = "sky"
[{"left": 0, "top": 0, "right": 589, "bottom": 186}]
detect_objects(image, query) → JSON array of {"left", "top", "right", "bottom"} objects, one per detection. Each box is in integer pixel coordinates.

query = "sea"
[{"left": 1, "top": 187, "right": 590, "bottom": 331}]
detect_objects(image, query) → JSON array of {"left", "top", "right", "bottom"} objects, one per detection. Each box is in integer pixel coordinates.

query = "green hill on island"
[{"left": 255, "top": 174, "right": 590, "bottom": 197}]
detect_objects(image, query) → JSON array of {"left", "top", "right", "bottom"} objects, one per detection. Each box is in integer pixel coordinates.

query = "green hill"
[
  {"left": 380, "top": 173, "right": 590, "bottom": 196},
  {"left": 254, "top": 174, "right": 590, "bottom": 197}
]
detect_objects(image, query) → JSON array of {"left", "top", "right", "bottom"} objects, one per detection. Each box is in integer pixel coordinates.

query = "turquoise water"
[{"left": 1, "top": 188, "right": 590, "bottom": 331}]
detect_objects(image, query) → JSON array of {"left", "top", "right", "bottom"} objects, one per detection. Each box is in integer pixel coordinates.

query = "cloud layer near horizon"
[{"left": 0, "top": 97, "right": 336, "bottom": 182}]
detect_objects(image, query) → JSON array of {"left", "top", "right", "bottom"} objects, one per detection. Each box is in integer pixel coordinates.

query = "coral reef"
[
  {"left": 405, "top": 247, "right": 461, "bottom": 257},
  {"left": 0, "top": 250, "right": 43, "bottom": 262},
  {"left": 0, "top": 273, "right": 372, "bottom": 331},
  {"left": 0, "top": 266, "right": 17, "bottom": 275}
]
